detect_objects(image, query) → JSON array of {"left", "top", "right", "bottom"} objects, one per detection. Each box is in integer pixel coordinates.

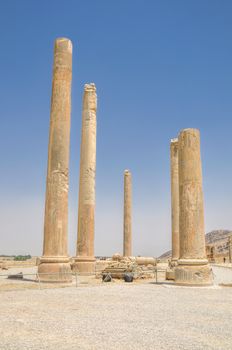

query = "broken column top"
[
  {"left": 124, "top": 169, "right": 131, "bottom": 175},
  {"left": 84, "top": 83, "right": 96, "bottom": 92},
  {"left": 178, "top": 128, "right": 201, "bottom": 152},
  {"left": 179, "top": 128, "right": 200, "bottom": 135},
  {"left": 171, "top": 138, "right": 178, "bottom": 144},
  {"left": 53, "top": 37, "right": 72, "bottom": 71},
  {"left": 83, "top": 83, "right": 97, "bottom": 110},
  {"left": 54, "top": 37, "right": 73, "bottom": 52}
]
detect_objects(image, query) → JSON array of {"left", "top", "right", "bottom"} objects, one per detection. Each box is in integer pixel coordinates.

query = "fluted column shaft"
[
  {"left": 123, "top": 170, "right": 132, "bottom": 256},
  {"left": 73, "top": 83, "right": 97, "bottom": 274},
  {"left": 229, "top": 236, "right": 232, "bottom": 263},
  {"left": 170, "top": 138, "right": 179, "bottom": 262},
  {"left": 38, "top": 38, "right": 72, "bottom": 282},
  {"left": 175, "top": 128, "right": 212, "bottom": 285}
]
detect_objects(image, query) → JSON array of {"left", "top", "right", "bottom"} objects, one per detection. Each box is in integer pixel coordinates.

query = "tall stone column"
[
  {"left": 175, "top": 128, "right": 213, "bottom": 285},
  {"left": 73, "top": 83, "right": 97, "bottom": 274},
  {"left": 38, "top": 38, "right": 72, "bottom": 282},
  {"left": 123, "top": 170, "right": 132, "bottom": 256},
  {"left": 170, "top": 138, "right": 179, "bottom": 264}
]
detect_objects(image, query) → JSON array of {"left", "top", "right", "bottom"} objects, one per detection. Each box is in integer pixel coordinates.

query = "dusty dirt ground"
[{"left": 0, "top": 265, "right": 232, "bottom": 350}]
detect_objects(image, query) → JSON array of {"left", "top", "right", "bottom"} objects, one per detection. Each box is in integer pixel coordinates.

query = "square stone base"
[
  {"left": 72, "top": 256, "right": 96, "bottom": 275},
  {"left": 38, "top": 257, "right": 72, "bottom": 283},
  {"left": 175, "top": 261, "right": 213, "bottom": 286},
  {"left": 166, "top": 269, "right": 175, "bottom": 280}
]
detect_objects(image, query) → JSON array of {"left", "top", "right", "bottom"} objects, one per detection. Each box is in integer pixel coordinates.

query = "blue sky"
[{"left": 0, "top": 0, "right": 231, "bottom": 256}]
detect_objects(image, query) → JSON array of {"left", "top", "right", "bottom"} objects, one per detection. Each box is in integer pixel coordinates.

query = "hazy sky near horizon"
[{"left": 0, "top": 0, "right": 232, "bottom": 257}]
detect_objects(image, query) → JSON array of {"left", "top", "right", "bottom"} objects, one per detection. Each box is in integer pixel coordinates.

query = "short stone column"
[
  {"left": 73, "top": 83, "right": 97, "bottom": 274},
  {"left": 170, "top": 138, "right": 179, "bottom": 264},
  {"left": 123, "top": 170, "right": 132, "bottom": 256},
  {"left": 38, "top": 38, "right": 72, "bottom": 282},
  {"left": 175, "top": 128, "right": 213, "bottom": 285}
]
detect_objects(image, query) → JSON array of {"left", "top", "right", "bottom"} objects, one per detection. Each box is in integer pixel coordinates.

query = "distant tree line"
[{"left": 13, "top": 255, "right": 31, "bottom": 261}]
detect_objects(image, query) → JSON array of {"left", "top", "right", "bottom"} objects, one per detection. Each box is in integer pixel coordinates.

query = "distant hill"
[
  {"left": 159, "top": 230, "right": 232, "bottom": 259},
  {"left": 159, "top": 250, "right": 172, "bottom": 260},
  {"left": 205, "top": 230, "right": 231, "bottom": 256}
]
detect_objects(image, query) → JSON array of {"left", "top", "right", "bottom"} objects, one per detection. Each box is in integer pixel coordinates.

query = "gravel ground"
[{"left": 1, "top": 280, "right": 232, "bottom": 350}]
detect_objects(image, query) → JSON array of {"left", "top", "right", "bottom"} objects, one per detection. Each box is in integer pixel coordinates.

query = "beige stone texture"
[
  {"left": 73, "top": 83, "right": 97, "bottom": 274},
  {"left": 166, "top": 269, "right": 175, "bottom": 280},
  {"left": 101, "top": 257, "right": 155, "bottom": 279},
  {"left": 170, "top": 138, "right": 179, "bottom": 263},
  {"left": 135, "top": 257, "right": 156, "bottom": 266},
  {"left": 229, "top": 236, "right": 232, "bottom": 263},
  {"left": 111, "top": 255, "right": 156, "bottom": 266},
  {"left": 0, "top": 261, "right": 8, "bottom": 270},
  {"left": 123, "top": 170, "right": 132, "bottom": 256},
  {"left": 175, "top": 128, "right": 213, "bottom": 286},
  {"left": 112, "top": 253, "right": 123, "bottom": 261},
  {"left": 38, "top": 38, "right": 72, "bottom": 282}
]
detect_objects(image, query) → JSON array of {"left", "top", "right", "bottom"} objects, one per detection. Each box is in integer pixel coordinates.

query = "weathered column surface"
[
  {"left": 175, "top": 128, "right": 213, "bottom": 285},
  {"left": 73, "top": 83, "right": 97, "bottom": 274},
  {"left": 170, "top": 138, "right": 179, "bottom": 263},
  {"left": 38, "top": 38, "right": 72, "bottom": 282},
  {"left": 229, "top": 236, "right": 232, "bottom": 263},
  {"left": 123, "top": 170, "right": 132, "bottom": 256}
]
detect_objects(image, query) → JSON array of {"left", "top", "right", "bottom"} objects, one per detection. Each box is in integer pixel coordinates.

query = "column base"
[
  {"left": 166, "top": 268, "right": 175, "bottom": 280},
  {"left": 38, "top": 256, "right": 72, "bottom": 283},
  {"left": 166, "top": 258, "right": 179, "bottom": 280},
  {"left": 171, "top": 258, "right": 179, "bottom": 266},
  {"left": 175, "top": 259, "right": 213, "bottom": 286},
  {"left": 72, "top": 256, "right": 96, "bottom": 274}
]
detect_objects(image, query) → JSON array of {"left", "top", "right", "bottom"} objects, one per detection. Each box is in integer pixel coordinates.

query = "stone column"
[
  {"left": 123, "top": 170, "right": 132, "bottom": 256},
  {"left": 170, "top": 138, "right": 179, "bottom": 264},
  {"left": 229, "top": 236, "right": 232, "bottom": 263},
  {"left": 73, "top": 83, "right": 97, "bottom": 274},
  {"left": 38, "top": 38, "right": 72, "bottom": 282},
  {"left": 175, "top": 128, "right": 213, "bottom": 285}
]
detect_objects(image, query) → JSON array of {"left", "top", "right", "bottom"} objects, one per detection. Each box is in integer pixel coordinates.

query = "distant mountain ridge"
[{"left": 159, "top": 230, "right": 232, "bottom": 259}]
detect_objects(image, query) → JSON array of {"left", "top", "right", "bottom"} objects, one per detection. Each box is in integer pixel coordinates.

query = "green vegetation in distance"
[{"left": 14, "top": 255, "right": 31, "bottom": 261}]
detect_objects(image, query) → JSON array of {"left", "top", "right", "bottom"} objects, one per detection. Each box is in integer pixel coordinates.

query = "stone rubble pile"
[{"left": 97, "top": 254, "right": 156, "bottom": 280}]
